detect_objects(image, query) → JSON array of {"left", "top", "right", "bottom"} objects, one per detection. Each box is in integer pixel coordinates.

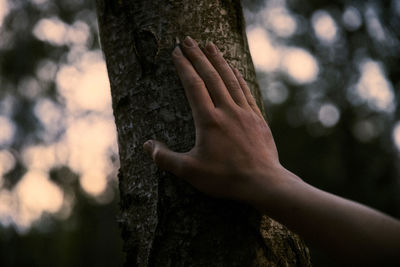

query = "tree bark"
[{"left": 95, "top": 0, "right": 311, "bottom": 266}]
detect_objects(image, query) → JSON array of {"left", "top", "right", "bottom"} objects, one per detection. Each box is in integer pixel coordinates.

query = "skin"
[{"left": 143, "top": 36, "right": 400, "bottom": 265}]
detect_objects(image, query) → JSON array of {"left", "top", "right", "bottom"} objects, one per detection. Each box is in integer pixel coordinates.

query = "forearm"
[
  {"left": 251, "top": 167, "right": 400, "bottom": 265},
  {"left": 147, "top": 39, "right": 399, "bottom": 265}
]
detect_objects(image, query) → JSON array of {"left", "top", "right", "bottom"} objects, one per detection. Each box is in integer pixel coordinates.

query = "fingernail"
[
  {"left": 143, "top": 140, "right": 154, "bottom": 155},
  {"left": 173, "top": 46, "right": 183, "bottom": 56},
  {"left": 206, "top": 42, "right": 217, "bottom": 55},
  {"left": 184, "top": 36, "right": 195, "bottom": 47}
]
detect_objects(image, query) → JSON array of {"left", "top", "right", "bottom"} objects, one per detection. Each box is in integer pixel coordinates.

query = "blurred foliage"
[
  {"left": 243, "top": 0, "right": 400, "bottom": 264},
  {"left": 0, "top": 180, "right": 124, "bottom": 267},
  {"left": 0, "top": 0, "right": 124, "bottom": 266},
  {"left": 247, "top": 0, "right": 400, "bottom": 215},
  {"left": 0, "top": 0, "right": 399, "bottom": 266}
]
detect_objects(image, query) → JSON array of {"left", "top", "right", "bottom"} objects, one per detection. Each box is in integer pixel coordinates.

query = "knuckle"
[
  {"left": 202, "top": 109, "right": 223, "bottom": 127},
  {"left": 213, "top": 56, "right": 229, "bottom": 71},
  {"left": 249, "top": 102, "right": 259, "bottom": 110},
  {"left": 231, "top": 104, "right": 244, "bottom": 116},
  {"left": 208, "top": 51, "right": 223, "bottom": 62},
  {"left": 226, "top": 80, "right": 241, "bottom": 92},
  {"left": 231, "top": 106, "right": 249, "bottom": 123}
]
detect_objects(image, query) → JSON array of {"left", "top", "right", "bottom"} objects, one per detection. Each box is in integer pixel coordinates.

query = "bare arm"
[
  {"left": 143, "top": 37, "right": 400, "bottom": 265},
  {"left": 252, "top": 168, "right": 400, "bottom": 265}
]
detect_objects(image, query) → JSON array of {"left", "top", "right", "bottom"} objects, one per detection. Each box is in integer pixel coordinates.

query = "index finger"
[{"left": 172, "top": 46, "right": 214, "bottom": 121}]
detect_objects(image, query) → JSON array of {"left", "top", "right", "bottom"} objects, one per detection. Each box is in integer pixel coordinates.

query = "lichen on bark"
[{"left": 96, "top": 0, "right": 311, "bottom": 266}]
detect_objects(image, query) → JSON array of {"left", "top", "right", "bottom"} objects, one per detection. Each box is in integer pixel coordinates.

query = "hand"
[
  {"left": 143, "top": 38, "right": 400, "bottom": 265},
  {"left": 144, "top": 36, "right": 282, "bottom": 204}
]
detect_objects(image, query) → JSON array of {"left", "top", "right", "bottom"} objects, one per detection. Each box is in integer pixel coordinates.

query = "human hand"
[
  {"left": 144, "top": 36, "right": 283, "bottom": 204},
  {"left": 144, "top": 38, "right": 400, "bottom": 263}
]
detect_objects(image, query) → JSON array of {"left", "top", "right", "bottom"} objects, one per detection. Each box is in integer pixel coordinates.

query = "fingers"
[
  {"left": 180, "top": 36, "right": 234, "bottom": 108},
  {"left": 232, "top": 67, "right": 263, "bottom": 118},
  {"left": 143, "top": 140, "right": 186, "bottom": 177},
  {"left": 173, "top": 36, "right": 261, "bottom": 119},
  {"left": 172, "top": 46, "right": 214, "bottom": 120},
  {"left": 204, "top": 42, "right": 248, "bottom": 108}
]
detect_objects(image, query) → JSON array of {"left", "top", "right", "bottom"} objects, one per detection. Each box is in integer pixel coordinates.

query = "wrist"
[{"left": 246, "top": 164, "right": 304, "bottom": 215}]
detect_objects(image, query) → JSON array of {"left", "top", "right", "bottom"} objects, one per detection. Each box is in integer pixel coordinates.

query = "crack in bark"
[{"left": 134, "top": 29, "right": 160, "bottom": 77}]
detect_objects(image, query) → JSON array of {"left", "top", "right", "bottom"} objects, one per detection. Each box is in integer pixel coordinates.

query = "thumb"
[{"left": 143, "top": 140, "right": 185, "bottom": 176}]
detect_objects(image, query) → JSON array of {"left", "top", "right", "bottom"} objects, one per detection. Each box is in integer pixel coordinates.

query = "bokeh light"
[
  {"left": 34, "top": 98, "right": 63, "bottom": 141},
  {"left": 36, "top": 60, "right": 57, "bottom": 82},
  {"left": 355, "top": 59, "right": 395, "bottom": 113},
  {"left": 18, "top": 76, "right": 42, "bottom": 99},
  {"left": 33, "top": 18, "right": 89, "bottom": 47},
  {"left": 22, "top": 145, "right": 59, "bottom": 171},
  {"left": 0, "top": 3, "right": 118, "bottom": 230},
  {"left": 263, "top": 81, "right": 289, "bottom": 104},
  {"left": 0, "top": 0, "right": 9, "bottom": 27},
  {"left": 17, "top": 170, "right": 63, "bottom": 214},
  {"left": 33, "top": 17, "right": 69, "bottom": 46},
  {"left": 0, "top": 170, "right": 64, "bottom": 232},
  {"left": 247, "top": 27, "right": 280, "bottom": 72},
  {"left": 0, "top": 115, "right": 15, "bottom": 146},
  {"left": 80, "top": 170, "right": 107, "bottom": 196},
  {"left": 312, "top": 10, "right": 339, "bottom": 44},
  {"left": 247, "top": 20, "right": 319, "bottom": 85},
  {"left": 0, "top": 149, "right": 15, "bottom": 178},
  {"left": 56, "top": 51, "right": 111, "bottom": 112},
  {"left": 261, "top": 5, "right": 297, "bottom": 37},
  {"left": 393, "top": 122, "right": 400, "bottom": 152},
  {"left": 365, "top": 5, "right": 386, "bottom": 42},
  {"left": 65, "top": 114, "right": 117, "bottom": 196},
  {"left": 318, "top": 103, "right": 340, "bottom": 127},
  {"left": 281, "top": 47, "right": 319, "bottom": 84},
  {"left": 353, "top": 119, "right": 381, "bottom": 142},
  {"left": 342, "top": 6, "right": 362, "bottom": 31}
]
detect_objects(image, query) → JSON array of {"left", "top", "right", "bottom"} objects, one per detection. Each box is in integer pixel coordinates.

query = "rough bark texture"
[{"left": 96, "top": 0, "right": 311, "bottom": 266}]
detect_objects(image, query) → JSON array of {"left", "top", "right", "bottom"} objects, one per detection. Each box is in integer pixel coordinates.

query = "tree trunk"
[{"left": 95, "top": 0, "right": 311, "bottom": 266}]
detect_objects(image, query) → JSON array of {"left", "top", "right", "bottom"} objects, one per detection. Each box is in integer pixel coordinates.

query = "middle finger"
[{"left": 181, "top": 36, "right": 234, "bottom": 108}]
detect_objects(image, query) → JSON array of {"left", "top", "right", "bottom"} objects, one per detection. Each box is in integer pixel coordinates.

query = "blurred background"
[{"left": 0, "top": 0, "right": 398, "bottom": 266}]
